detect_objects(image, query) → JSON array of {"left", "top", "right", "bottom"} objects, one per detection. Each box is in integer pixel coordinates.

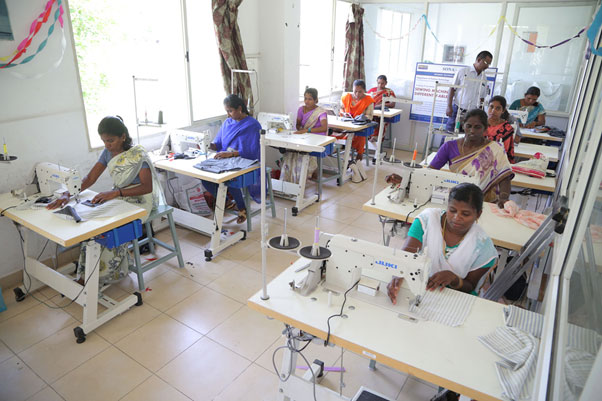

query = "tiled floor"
[{"left": 0, "top": 150, "right": 443, "bottom": 401}]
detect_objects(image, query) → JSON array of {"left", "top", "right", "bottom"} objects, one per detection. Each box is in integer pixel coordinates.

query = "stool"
[
  {"left": 242, "top": 167, "right": 276, "bottom": 232},
  {"left": 130, "top": 205, "right": 184, "bottom": 291}
]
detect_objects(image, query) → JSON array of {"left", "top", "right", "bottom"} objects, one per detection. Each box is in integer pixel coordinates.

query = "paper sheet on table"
[{"left": 73, "top": 199, "right": 142, "bottom": 220}]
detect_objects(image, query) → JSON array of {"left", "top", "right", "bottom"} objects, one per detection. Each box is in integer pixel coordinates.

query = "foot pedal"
[{"left": 351, "top": 386, "right": 394, "bottom": 401}]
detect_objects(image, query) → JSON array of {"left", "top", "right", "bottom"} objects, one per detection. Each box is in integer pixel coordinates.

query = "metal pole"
[
  {"left": 371, "top": 100, "right": 387, "bottom": 205},
  {"left": 260, "top": 130, "right": 269, "bottom": 300}
]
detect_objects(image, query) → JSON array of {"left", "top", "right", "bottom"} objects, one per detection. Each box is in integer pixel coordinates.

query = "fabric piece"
[
  {"left": 98, "top": 148, "right": 149, "bottom": 184},
  {"left": 212, "top": 0, "right": 253, "bottom": 105},
  {"left": 194, "top": 156, "right": 257, "bottom": 174},
  {"left": 486, "top": 121, "right": 515, "bottom": 163},
  {"left": 342, "top": 4, "right": 365, "bottom": 91},
  {"left": 452, "top": 65, "right": 489, "bottom": 110},
  {"left": 509, "top": 99, "right": 545, "bottom": 125},
  {"left": 511, "top": 152, "right": 548, "bottom": 178},
  {"left": 409, "top": 288, "right": 476, "bottom": 327},
  {"left": 478, "top": 326, "right": 539, "bottom": 401},
  {"left": 417, "top": 208, "right": 498, "bottom": 279},
  {"left": 489, "top": 201, "right": 547, "bottom": 230}
]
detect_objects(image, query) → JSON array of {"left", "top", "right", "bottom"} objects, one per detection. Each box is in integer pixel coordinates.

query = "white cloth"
[
  {"left": 453, "top": 65, "right": 489, "bottom": 110},
  {"left": 409, "top": 287, "right": 476, "bottom": 327}
]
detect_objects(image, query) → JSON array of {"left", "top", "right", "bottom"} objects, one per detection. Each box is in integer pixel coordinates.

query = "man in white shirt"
[{"left": 445, "top": 50, "right": 493, "bottom": 132}]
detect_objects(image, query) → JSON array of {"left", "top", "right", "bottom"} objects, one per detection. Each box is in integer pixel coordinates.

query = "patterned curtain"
[
  {"left": 342, "top": 4, "right": 365, "bottom": 91},
  {"left": 212, "top": 0, "right": 254, "bottom": 107}
]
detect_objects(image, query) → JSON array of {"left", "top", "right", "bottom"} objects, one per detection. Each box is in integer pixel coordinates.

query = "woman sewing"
[
  {"left": 336, "top": 79, "right": 375, "bottom": 162},
  {"left": 47, "top": 116, "right": 165, "bottom": 286},
  {"left": 367, "top": 75, "right": 396, "bottom": 143},
  {"left": 204, "top": 94, "right": 261, "bottom": 224},
  {"left": 387, "top": 183, "right": 497, "bottom": 298},
  {"left": 280, "top": 88, "right": 328, "bottom": 183},
  {"left": 429, "top": 109, "right": 513, "bottom": 207},
  {"left": 509, "top": 86, "right": 546, "bottom": 128},
  {"left": 486, "top": 96, "right": 515, "bottom": 163}
]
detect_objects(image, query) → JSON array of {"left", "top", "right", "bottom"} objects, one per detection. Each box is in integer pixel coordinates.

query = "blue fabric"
[
  {"left": 201, "top": 181, "right": 245, "bottom": 211},
  {"left": 98, "top": 148, "right": 149, "bottom": 185}
]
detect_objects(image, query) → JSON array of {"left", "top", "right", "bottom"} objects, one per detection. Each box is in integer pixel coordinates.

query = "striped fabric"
[
  {"left": 563, "top": 348, "right": 596, "bottom": 401},
  {"left": 409, "top": 288, "right": 475, "bottom": 327},
  {"left": 478, "top": 327, "right": 538, "bottom": 400}
]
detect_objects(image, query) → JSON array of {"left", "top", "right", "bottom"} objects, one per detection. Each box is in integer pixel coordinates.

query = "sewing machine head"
[
  {"left": 508, "top": 109, "right": 528, "bottom": 125},
  {"left": 321, "top": 234, "right": 430, "bottom": 307},
  {"left": 405, "top": 165, "right": 479, "bottom": 205},
  {"left": 35, "top": 162, "right": 82, "bottom": 197},
  {"left": 163, "top": 129, "right": 210, "bottom": 156},
  {"left": 257, "top": 112, "right": 293, "bottom": 133}
]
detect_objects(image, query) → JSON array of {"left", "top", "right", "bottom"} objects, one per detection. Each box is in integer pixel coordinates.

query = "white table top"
[
  {"left": 514, "top": 142, "right": 559, "bottom": 162},
  {"left": 363, "top": 187, "right": 536, "bottom": 251},
  {"left": 248, "top": 261, "right": 506, "bottom": 401},
  {"left": 327, "top": 115, "right": 372, "bottom": 132},
  {"left": 0, "top": 190, "right": 147, "bottom": 247},
  {"left": 373, "top": 108, "right": 403, "bottom": 118},
  {"left": 425, "top": 152, "right": 556, "bottom": 193},
  {"left": 520, "top": 129, "right": 563, "bottom": 142},
  {"left": 153, "top": 154, "right": 259, "bottom": 184},
  {"left": 265, "top": 131, "right": 335, "bottom": 153}
]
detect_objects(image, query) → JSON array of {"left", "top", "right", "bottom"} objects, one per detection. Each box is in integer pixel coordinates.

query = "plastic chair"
[{"left": 130, "top": 204, "right": 184, "bottom": 291}]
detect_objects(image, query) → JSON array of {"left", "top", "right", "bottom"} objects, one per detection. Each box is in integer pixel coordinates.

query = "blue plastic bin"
[
  {"left": 310, "top": 142, "right": 334, "bottom": 158},
  {"left": 227, "top": 168, "right": 260, "bottom": 189},
  {"left": 95, "top": 219, "right": 143, "bottom": 249},
  {"left": 0, "top": 287, "right": 6, "bottom": 313}
]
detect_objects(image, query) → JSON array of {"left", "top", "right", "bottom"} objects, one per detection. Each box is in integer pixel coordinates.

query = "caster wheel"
[
  {"left": 74, "top": 327, "right": 86, "bottom": 344},
  {"left": 204, "top": 249, "right": 213, "bottom": 262},
  {"left": 134, "top": 292, "right": 143, "bottom": 306},
  {"left": 14, "top": 287, "right": 26, "bottom": 302},
  {"left": 292, "top": 207, "right": 298, "bottom": 217},
  {"left": 242, "top": 230, "right": 247, "bottom": 240}
]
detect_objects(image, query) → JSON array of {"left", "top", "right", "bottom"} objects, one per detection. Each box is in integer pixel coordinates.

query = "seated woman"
[
  {"left": 280, "top": 88, "right": 328, "bottom": 182},
  {"left": 367, "top": 75, "right": 396, "bottom": 142},
  {"left": 205, "top": 94, "right": 261, "bottom": 224},
  {"left": 337, "top": 79, "right": 374, "bottom": 161},
  {"left": 48, "top": 116, "right": 165, "bottom": 286},
  {"left": 486, "top": 95, "right": 515, "bottom": 163},
  {"left": 429, "top": 109, "right": 513, "bottom": 208},
  {"left": 387, "top": 183, "right": 497, "bottom": 299},
  {"left": 509, "top": 86, "right": 546, "bottom": 128}
]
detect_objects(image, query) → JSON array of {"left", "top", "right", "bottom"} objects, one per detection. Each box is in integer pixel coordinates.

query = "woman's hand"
[
  {"left": 91, "top": 190, "right": 120, "bottom": 204},
  {"left": 385, "top": 173, "right": 402, "bottom": 185},
  {"left": 387, "top": 277, "right": 404, "bottom": 304},
  {"left": 46, "top": 192, "right": 70, "bottom": 210},
  {"left": 214, "top": 151, "right": 237, "bottom": 159},
  {"left": 525, "top": 122, "right": 537, "bottom": 129},
  {"left": 426, "top": 271, "right": 460, "bottom": 291},
  {"left": 293, "top": 129, "right": 307, "bottom": 135}
]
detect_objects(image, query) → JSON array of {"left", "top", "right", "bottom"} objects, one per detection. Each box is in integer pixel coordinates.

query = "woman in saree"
[
  {"left": 429, "top": 109, "right": 513, "bottom": 208},
  {"left": 509, "top": 86, "right": 546, "bottom": 128},
  {"left": 48, "top": 116, "right": 165, "bottom": 286},
  {"left": 367, "top": 75, "right": 396, "bottom": 142},
  {"left": 486, "top": 95, "right": 515, "bottom": 163},
  {"left": 280, "top": 88, "right": 328, "bottom": 182},
  {"left": 336, "top": 79, "right": 374, "bottom": 161},
  {"left": 203, "top": 94, "right": 261, "bottom": 224}
]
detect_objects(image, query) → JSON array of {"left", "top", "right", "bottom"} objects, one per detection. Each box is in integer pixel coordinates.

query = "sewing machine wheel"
[
  {"left": 204, "top": 249, "right": 213, "bottom": 262},
  {"left": 74, "top": 327, "right": 86, "bottom": 344},
  {"left": 13, "top": 287, "right": 25, "bottom": 302}
]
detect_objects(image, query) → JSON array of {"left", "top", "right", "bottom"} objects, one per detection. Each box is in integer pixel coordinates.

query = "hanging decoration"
[
  {"left": 586, "top": 5, "right": 602, "bottom": 56},
  {"left": 0, "top": 0, "right": 64, "bottom": 69}
]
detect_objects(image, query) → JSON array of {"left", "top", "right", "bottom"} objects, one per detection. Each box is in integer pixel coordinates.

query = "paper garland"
[{"left": 587, "top": 6, "right": 602, "bottom": 56}]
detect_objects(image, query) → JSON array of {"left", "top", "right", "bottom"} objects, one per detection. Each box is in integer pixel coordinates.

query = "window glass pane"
[
  {"left": 504, "top": 4, "right": 593, "bottom": 113},
  {"left": 300, "top": 0, "right": 333, "bottom": 99},
  {"left": 331, "top": 1, "right": 349, "bottom": 95},
  {"left": 363, "top": 3, "right": 424, "bottom": 97},
  {"left": 187, "top": 0, "right": 227, "bottom": 121},
  {"left": 71, "top": 0, "right": 188, "bottom": 148}
]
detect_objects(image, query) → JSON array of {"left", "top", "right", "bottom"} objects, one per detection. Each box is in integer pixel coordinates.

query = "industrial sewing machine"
[
  {"left": 390, "top": 164, "right": 480, "bottom": 205},
  {"left": 257, "top": 112, "right": 293, "bottom": 133},
  {"left": 293, "top": 233, "right": 431, "bottom": 311},
  {"left": 35, "top": 162, "right": 82, "bottom": 198},
  {"left": 508, "top": 109, "right": 529, "bottom": 125},
  {"left": 159, "top": 129, "right": 211, "bottom": 157}
]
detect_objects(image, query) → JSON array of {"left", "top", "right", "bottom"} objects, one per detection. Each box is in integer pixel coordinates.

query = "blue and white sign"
[{"left": 410, "top": 63, "right": 497, "bottom": 124}]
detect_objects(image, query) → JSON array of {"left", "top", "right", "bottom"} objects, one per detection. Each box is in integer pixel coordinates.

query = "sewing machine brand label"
[
  {"left": 375, "top": 260, "right": 398, "bottom": 269},
  {"left": 442, "top": 178, "right": 460, "bottom": 185}
]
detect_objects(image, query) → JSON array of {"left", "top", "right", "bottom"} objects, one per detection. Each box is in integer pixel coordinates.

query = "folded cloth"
[
  {"left": 512, "top": 152, "right": 548, "bottom": 178},
  {"left": 489, "top": 201, "right": 547, "bottom": 230},
  {"left": 194, "top": 156, "right": 258, "bottom": 174},
  {"left": 408, "top": 288, "right": 476, "bottom": 327}
]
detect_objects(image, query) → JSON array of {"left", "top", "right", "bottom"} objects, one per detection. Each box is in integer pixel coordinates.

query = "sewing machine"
[
  {"left": 257, "top": 112, "right": 293, "bottom": 133},
  {"left": 159, "top": 129, "right": 210, "bottom": 157},
  {"left": 35, "top": 162, "right": 82, "bottom": 198},
  {"left": 294, "top": 233, "right": 431, "bottom": 311},
  {"left": 391, "top": 164, "right": 479, "bottom": 205},
  {"left": 509, "top": 109, "right": 529, "bottom": 125}
]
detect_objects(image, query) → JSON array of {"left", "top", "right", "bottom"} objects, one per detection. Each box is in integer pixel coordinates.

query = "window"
[{"left": 375, "top": 10, "right": 411, "bottom": 80}]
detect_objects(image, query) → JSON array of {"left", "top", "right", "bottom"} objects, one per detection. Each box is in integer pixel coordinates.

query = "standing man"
[{"left": 445, "top": 51, "right": 493, "bottom": 132}]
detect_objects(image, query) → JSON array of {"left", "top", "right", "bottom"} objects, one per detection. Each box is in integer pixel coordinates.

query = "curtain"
[
  {"left": 212, "top": 0, "right": 254, "bottom": 108},
  {"left": 343, "top": 4, "right": 365, "bottom": 91}
]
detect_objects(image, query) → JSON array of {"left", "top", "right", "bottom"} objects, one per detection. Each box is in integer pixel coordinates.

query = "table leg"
[
  {"left": 340, "top": 133, "right": 354, "bottom": 185},
  {"left": 317, "top": 156, "right": 323, "bottom": 201}
]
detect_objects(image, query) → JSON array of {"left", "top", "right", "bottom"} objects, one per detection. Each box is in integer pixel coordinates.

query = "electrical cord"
[
  {"left": 324, "top": 279, "right": 360, "bottom": 348},
  {"left": 404, "top": 199, "right": 430, "bottom": 226},
  {"left": 0, "top": 205, "right": 17, "bottom": 216}
]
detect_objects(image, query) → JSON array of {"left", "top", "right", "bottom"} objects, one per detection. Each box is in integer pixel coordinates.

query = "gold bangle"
[{"left": 454, "top": 277, "right": 464, "bottom": 289}]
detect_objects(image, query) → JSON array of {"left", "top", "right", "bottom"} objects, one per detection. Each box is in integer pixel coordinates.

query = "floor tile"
[
  {"left": 121, "top": 375, "right": 191, "bottom": 401},
  {"left": 142, "top": 271, "right": 202, "bottom": 312},
  {"left": 25, "top": 386, "right": 65, "bottom": 401},
  {"left": 48, "top": 284, "right": 128, "bottom": 323},
  {"left": 337, "top": 192, "right": 374, "bottom": 210},
  {"left": 0, "top": 287, "right": 41, "bottom": 324},
  {"left": 115, "top": 314, "right": 201, "bottom": 372},
  {"left": 0, "top": 340, "right": 13, "bottom": 364},
  {"left": 167, "top": 252, "right": 238, "bottom": 286},
  {"left": 214, "top": 364, "right": 279, "bottom": 401},
  {"left": 0, "top": 356, "right": 46, "bottom": 401},
  {"left": 166, "top": 287, "right": 243, "bottom": 335},
  {"left": 242, "top": 247, "right": 299, "bottom": 277},
  {"left": 157, "top": 337, "right": 250, "bottom": 401},
  {"left": 94, "top": 303, "right": 161, "bottom": 344},
  {"left": 19, "top": 323, "right": 110, "bottom": 383},
  {"left": 321, "top": 351, "right": 407, "bottom": 400},
  {"left": 207, "top": 263, "right": 271, "bottom": 304},
  {"left": 0, "top": 303, "right": 76, "bottom": 353},
  {"left": 319, "top": 203, "right": 364, "bottom": 225},
  {"left": 218, "top": 238, "right": 260, "bottom": 265},
  {"left": 53, "top": 346, "right": 151, "bottom": 401},
  {"left": 208, "top": 306, "right": 282, "bottom": 361},
  {"left": 397, "top": 377, "right": 439, "bottom": 401},
  {"left": 348, "top": 211, "right": 385, "bottom": 232}
]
